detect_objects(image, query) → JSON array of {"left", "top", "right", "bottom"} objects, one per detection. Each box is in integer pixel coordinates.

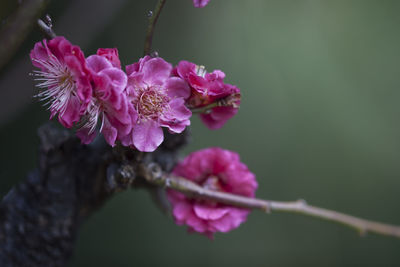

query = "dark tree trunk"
[{"left": 0, "top": 123, "right": 188, "bottom": 266}]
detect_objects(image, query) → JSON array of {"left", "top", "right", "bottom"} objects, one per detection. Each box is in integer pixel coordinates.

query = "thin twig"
[
  {"left": 143, "top": 0, "right": 166, "bottom": 56},
  {"left": 190, "top": 101, "right": 219, "bottom": 114},
  {"left": 141, "top": 164, "right": 400, "bottom": 239},
  {"left": 0, "top": 0, "right": 49, "bottom": 72},
  {"left": 37, "top": 18, "right": 56, "bottom": 39},
  {"left": 190, "top": 93, "right": 241, "bottom": 114}
]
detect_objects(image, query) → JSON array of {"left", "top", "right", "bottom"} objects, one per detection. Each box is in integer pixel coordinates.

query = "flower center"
[
  {"left": 58, "top": 74, "right": 74, "bottom": 87},
  {"left": 135, "top": 86, "right": 169, "bottom": 120}
]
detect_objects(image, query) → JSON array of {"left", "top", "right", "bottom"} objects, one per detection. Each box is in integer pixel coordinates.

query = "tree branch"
[
  {"left": 141, "top": 163, "right": 400, "bottom": 239},
  {"left": 0, "top": 124, "right": 189, "bottom": 266},
  {"left": 143, "top": 0, "right": 166, "bottom": 56}
]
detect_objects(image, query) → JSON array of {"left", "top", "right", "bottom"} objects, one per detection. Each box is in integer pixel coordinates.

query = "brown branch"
[
  {"left": 143, "top": 0, "right": 166, "bottom": 56},
  {"left": 0, "top": 0, "right": 49, "bottom": 73},
  {"left": 141, "top": 163, "right": 400, "bottom": 239}
]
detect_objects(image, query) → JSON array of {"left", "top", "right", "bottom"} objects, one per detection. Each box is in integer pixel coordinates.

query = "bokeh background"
[{"left": 1, "top": 0, "right": 400, "bottom": 266}]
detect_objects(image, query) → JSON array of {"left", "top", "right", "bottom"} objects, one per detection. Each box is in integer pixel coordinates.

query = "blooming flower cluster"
[
  {"left": 30, "top": 36, "right": 240, "bottom": 152},
  {"left": 167, "top": 147, "right": 257, "bottom": 238},
  {"left": 30, "top": 35, "right": 255, "bottom": 238}
]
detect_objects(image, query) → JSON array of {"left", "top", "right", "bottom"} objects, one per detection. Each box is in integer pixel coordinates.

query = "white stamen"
[
  {"left": 195, "top": 65, "right": 207, "bottom": 78},
  {"left": 31, "top": 55, "right": 76, "bottom": 117},
  {"left": 77, "top": 99, "right": 104, "bottom": 135}
]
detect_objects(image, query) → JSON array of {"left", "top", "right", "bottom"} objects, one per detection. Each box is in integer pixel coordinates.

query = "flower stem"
[
  {"left": 143, "top": 0, "right": 166, "bottom": 56},
  {"left": 190, "top": 102, "right": 219, "bottom": 114},
  {"left": 190, "top": 93, "right": 240, "bottom": 114},
  {"left": 141, "top": 163, "right": 400, "bottom": 239}
]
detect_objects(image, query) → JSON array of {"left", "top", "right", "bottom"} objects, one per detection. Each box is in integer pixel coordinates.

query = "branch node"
[
  {"left": 164, "top": 177, "right": 172, "bottom": 188},
  {"left": 150, "top": 51, "right": 159, "bottom": 58},
  {"left": 106, "top": 163, "right": 136, "bottom": 192},
  {"left": 148, "top": 163, "right": 163, "bottom": 179},
  {"left": 44, "top": 14, "right": 53, "bottom": 28},
  {"left": 297, "top": 198, "right": 307, "bottom": 206},
  {"left": 262, "top": 206, "right": 271, "bottom": 213}
]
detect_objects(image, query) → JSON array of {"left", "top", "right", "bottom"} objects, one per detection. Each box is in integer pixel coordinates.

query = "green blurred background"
[{"left": 1, "top": 0, "right": 400, "bottom": 266}]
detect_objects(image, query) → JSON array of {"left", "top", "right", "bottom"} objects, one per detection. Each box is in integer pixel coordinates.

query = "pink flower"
[
  {"left": 30, "top": 37, "right": 92, "bottom": 128},
  {"left": 173, "top": 60, "right": 241, "bottom": 129},
  {"left": 76, "top": 52, "right": 135, "bottom": 146},
  {"left": 193, "top": 0, "right": 210, "bottom": 8},
  {"left": 120, "top": 56, "right": 191, "bottom": 152},
  {"left": 167, "top": 147, "right": 257, "bottom": 238}
]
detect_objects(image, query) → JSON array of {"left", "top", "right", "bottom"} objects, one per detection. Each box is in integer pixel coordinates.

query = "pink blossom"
[
  {"left": 193, "top": 0, "right": 210, "bottom": 8},
  {"left": 76, "top": 52, "right": 135, "bottom": 146},
  {"left": 167, "top": 147, "right": 257, "bottom": 238},
  {"left": 173, "top": 60, "right": 241, "bottom": 129},
  {"left": 120, "top": 56, "right": 191, "bottom": 152},
  {"left": 30, "top": 37, "right": 92, "bottom": 128}
]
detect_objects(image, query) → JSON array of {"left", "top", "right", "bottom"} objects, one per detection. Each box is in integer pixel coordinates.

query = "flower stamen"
[
  {"left": 32, "top": 55, "right": 77, "bottom": 117},
  {"left": 134, "top": 86, "right": 170, "bottom": 121}
]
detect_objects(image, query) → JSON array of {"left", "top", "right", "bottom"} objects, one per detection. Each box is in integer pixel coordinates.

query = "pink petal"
[
  {"left": 30, "top": 40, "right": 49, "bottom": 69},
  {"left": 193, "top": 203, "right": 229, "bottom": 220},
  {"left": 186, "top": 214, "right": 207, "bottom": 233},
  {"left": 111, "top": 96, "right": 133, "bottom": 125},
  {"left": 208, "top": 208, "right": 248, "bottom": 233},
  {"left": 176, "top": 60, "right": 196, "bottom": 79},
  {"left": 76, "top": 127, "right": 97, "bottom": 145},
  {"left": 132, "top": 120, "right": 163, "bottom": 152},
  {"left": 169, "top": 98, "right": 192, "bottom": 120},
  {"left": 188, "top": 74, "right": 208, "bottom": 94},
  {"left": 142, "top": 57, "right": 172, "bottom": 86},
  {"left": 206, "top": 69, "right": 225, "bottom": 81},
  {"left": 164, "top": 77, "right": 191, "bottom": 99},
  {"left": 172, "top": 202, "right": 192, "bottom": 221},
  {"left": 58, "top": 96, "right": 81, "bottom": 128},
  {"left": 127, "top": 72, "right": 145, "bottom": 89},
  {"left": 162, "top": 120, "right": 190, "bottom": 134},
  {"left": 76, "top": 77, "right": 92, "bottom": 105},
  {"left": 97, "top": 48, "right": 121, "bottom": 68},
  {"left": 126, "top": 62, "right": 140, "bottom": 76},
  {"left": 86, "top": 55, "right": 113, "bottom": 73},
  {"left": 101, "top": 116, "right": 118, "bottom": 146},
  {"left": 98, "top": 68, "right": 127, "bottom": 93},
  {"left": 160, "top": 98, "right": 192, "bottom": 133},
  {"left": 200, "top": 106, "right": 238, "bottom": 130}
]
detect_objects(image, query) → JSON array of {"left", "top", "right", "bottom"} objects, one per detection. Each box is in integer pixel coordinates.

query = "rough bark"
[{"left": 0, "top": 123, "right": 188, "bottom": 266}]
